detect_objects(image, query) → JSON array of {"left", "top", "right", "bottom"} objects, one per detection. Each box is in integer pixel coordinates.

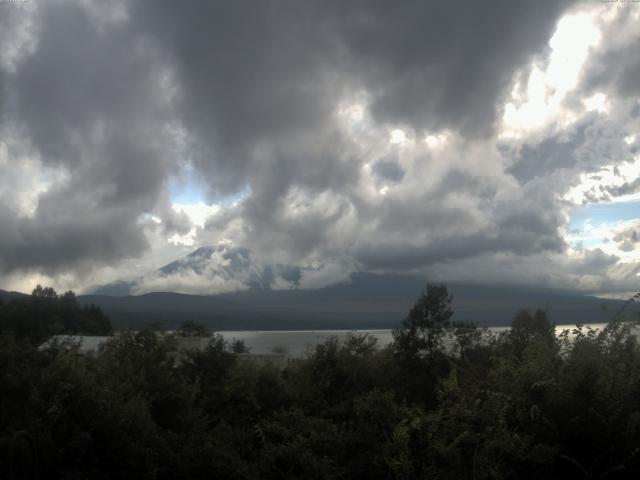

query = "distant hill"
[
  {"left": 72, "top": 273, "right": 640, "bottom": 330},
  {"left": 52, "top": 246, "right": 640, "bottom": 330},
  {"left": 0, "top": 290, "right": 28, "bottom": 302}
]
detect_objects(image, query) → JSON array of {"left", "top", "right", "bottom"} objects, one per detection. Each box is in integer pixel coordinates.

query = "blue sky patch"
[{"left": 569, "top": 200, "right": 640, "bottom": 232}]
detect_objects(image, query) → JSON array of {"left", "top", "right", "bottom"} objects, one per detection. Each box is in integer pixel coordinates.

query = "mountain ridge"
[
  {"left": 3, "top": 278, "right": 637, "bottom": 331},
  {"left": 73, "top": 277, "right": 640, "bottom": 330},
  {"left": 7, "top": 246, "right": 637, "bottom": 330}
]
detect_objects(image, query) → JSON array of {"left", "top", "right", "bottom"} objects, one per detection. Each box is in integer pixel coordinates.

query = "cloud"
[
  {"left": 125, "top": 0, "right": 578, "bottom": 262},
  {"left": 614, "top": 227, "right": 640, "bottom": 252},
  {"left": 373, "top": 157, "right": 405, "bottom": 183},
  {"left": 332, "top": 1, "right": 577, "bottom": 136},
  {"left": 0, "top": 0, "right": 181, "bottom": 274},
  {"left": 569, "top": 247, "right": 620, "bottom": 275},
  {"left": 579, "top": 6, "right": 640, "bottom": 99},
  {"left": 4, "top": 0, "right": 640, "bottom": 298},
  {"left": 130, "top": 243, "right": 347, "bottom": 295}
]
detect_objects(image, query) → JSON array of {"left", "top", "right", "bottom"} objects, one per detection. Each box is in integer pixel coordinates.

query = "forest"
[{"left": 1, "top": 284, "right": 640, "bottom": 479}]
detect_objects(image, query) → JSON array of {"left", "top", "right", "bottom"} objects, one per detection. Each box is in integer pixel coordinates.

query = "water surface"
[{"left": 219, "top": 323, "right": 610, "bottom": 355}]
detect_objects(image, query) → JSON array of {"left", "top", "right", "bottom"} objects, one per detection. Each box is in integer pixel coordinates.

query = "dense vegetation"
[
  {"left": 0, "top": 286, "right": 111, "bottom": 343},
  {"left": 2, "top": 284, "right": 640, "bottom": 479}
]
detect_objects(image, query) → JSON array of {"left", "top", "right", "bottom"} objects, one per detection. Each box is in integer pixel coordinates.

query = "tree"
[
  {"left": 392, "top": 283, "right": 454, "bottom": 405},
  {"left": 176, "top": 320, "right": 211, "bottom": 337},
  {"left": 393, "top": 283, "right": 453, "bottom": 361},
  {"left": 509, "top": 308, "right": 555, "bottom": 356},
  {"left": 0, "top": 286, "right": 111, "bottom": 343},
  {"left": 231, "top": 338, "right": 249, "bottom": 353},
  {"left": 32, "top": 285, "right": 58, "bottom": 299}
]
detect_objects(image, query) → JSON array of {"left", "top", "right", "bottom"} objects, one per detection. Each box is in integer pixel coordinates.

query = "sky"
[{"left": 1, "top": 0, "right": 640, "bottom": 298}]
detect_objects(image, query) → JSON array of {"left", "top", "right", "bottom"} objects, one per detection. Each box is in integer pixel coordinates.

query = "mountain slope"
[
  {"left": 81, "top": 246, "right": 640, "bottom": 330},
  {"left": 0, "top": 290, "right": 29, "bottom": 302},
  {"left": 77, "top": 274, "right": 640, "bottom": 330}
]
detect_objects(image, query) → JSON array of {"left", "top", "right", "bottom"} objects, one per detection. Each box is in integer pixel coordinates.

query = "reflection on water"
[{"left": 219, "top": 323, "right": 612, "bottom": 356}]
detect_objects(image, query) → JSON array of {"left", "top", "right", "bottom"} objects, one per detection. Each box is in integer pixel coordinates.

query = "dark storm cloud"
[
  {"left": 130, "top": 0, "right": 343, "bottom": 197},
  {"left": 0, "top": 0, "right": 579, "bottom": 276},
  {"left": 355, "top": 176, "right": 567, "bottom": 271},
  {"left": 277, "top": 265, "right": 303, "bottom": 286},
  {"left": 131, "top": 0, "right": 574, "bottom": 189},
  {"left": 0, "top": 201, "right": 148, "bottom": 273},
  {"left": 14, "top": 3, "right": 165, "bottom": 170},
  {"left": 130, "top": 0, "right": 576, "bottom": 244},
  {"left": 508, "top": 125, "right": 588, "bottom": 183},
  {"left": 331, "top": 1, "right": 576, "bottom": 136},
  {"left": 0, "top": 0, "right": 179, "bottom": 273},
  {"left": 0, "top": 2, "right": 31, "bottom": 120}
]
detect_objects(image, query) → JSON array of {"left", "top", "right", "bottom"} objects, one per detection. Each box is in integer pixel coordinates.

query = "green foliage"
[
  {"left": 4, "top": 284, "right": 640, "bottom": 478},
  {"left": 231, "top": 338, "right": 249, "bottom": 353},
  {"left": 176, "top": 319, "right": 211, "bottom": 337},
  {"left": 0, "top": 285, "right": 111, "bottom": 343},
  {"left": 509, "top": 308, "right": 556, "bottom": 356},
  {"left": 393, "top": 283, "right": 453, "bottom": 360},
  {"left": 392, "top": 283, "right": 454, "bottom": 405}
]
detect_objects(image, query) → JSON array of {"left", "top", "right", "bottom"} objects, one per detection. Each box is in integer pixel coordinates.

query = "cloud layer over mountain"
[{"left": 1, "top": 0, "right": 639, "bottom": 297}]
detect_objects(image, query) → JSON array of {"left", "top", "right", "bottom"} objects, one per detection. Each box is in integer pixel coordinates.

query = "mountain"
[
  {"left": 89, "top": 280, "right": 136, "bottom": 297},
  {"left": 78, "top": 246, "right": 640, "bottom": 330},
  {"left": 76, "top": 272, "right": 640, "bottom": 330},
  {"left": 89, "top": 244, "right": 301, "bottom": 296},
  {"left": 0, "top": 290, "right": 29, "bottom": 302}
]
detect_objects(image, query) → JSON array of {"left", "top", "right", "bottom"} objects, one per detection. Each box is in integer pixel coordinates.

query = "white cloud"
[
  {"left": 132, "top": 257, "right": 249, "bottom": 296},
  {"left": 0, "top": 138, "right": 71, "bottom": 217},
  {"left": 582, "top": 92, "right": 610, "bottom": 114},
  {"left": 564, "top": 154, "right": 640, "bottom": 205},
  {"left": 168, "top": 201, "right": 220, "bottom": 246},
  {"left": 424, "top": 131, "right": 449, "bottom": 149},
  {"left": 500, "top": 9, "right": 602, "bottom": 139},
  {"left": 389, "top": 128, "right": 408, "bottom": 145}
]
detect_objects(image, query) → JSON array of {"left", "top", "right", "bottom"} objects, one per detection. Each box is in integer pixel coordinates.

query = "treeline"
[
  {"left": 2, "top": 284, "right": 640, "bottom": 478},
  {"left": 0, "top": 285, "right": 111, "bottom": 343}
]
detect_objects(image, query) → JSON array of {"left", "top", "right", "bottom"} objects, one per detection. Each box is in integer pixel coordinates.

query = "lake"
[{"left": 219, "top": 323, "right": 610, "bottom": 355}]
